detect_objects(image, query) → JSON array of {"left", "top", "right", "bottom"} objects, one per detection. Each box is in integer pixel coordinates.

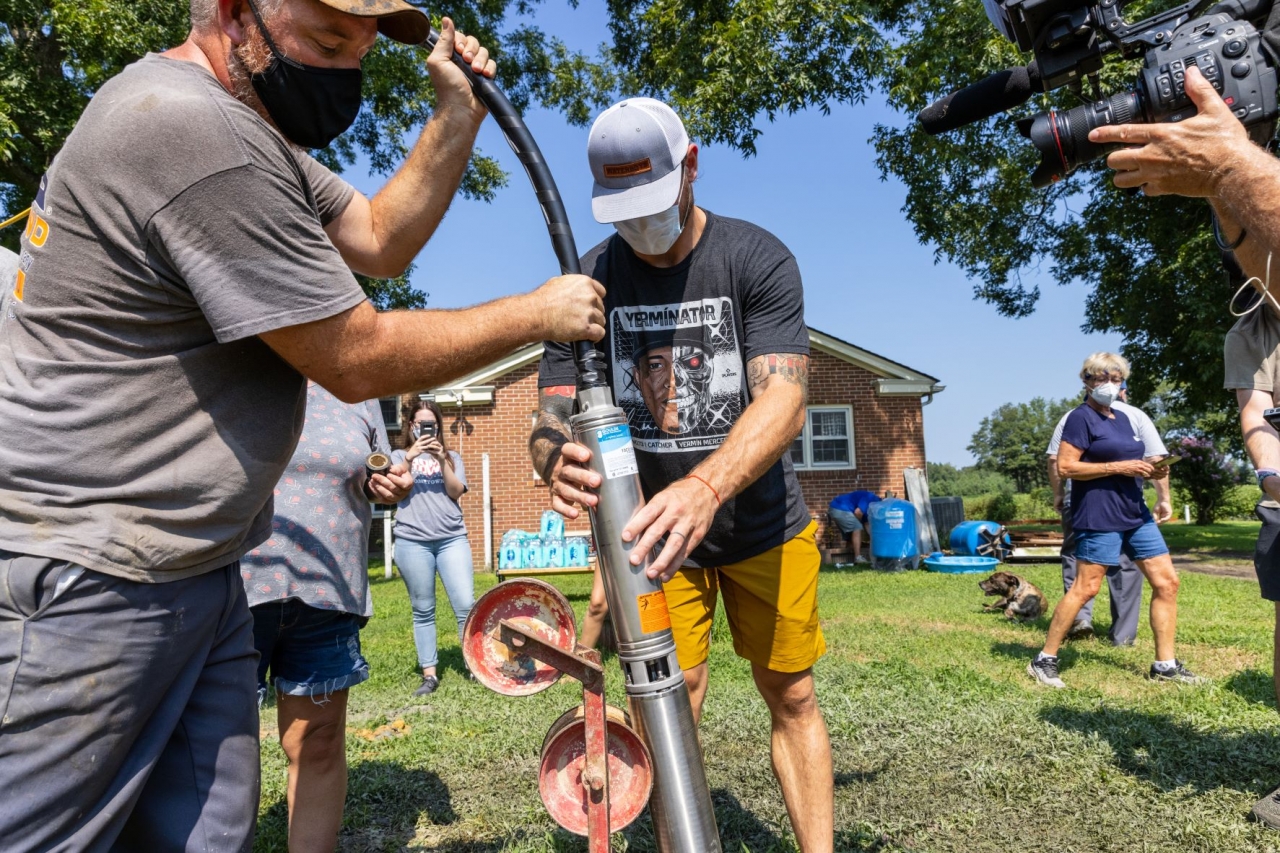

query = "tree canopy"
[
  {"left": 0, "top": 0, "right": 619, "bottom": 305},
  {"left": 0, "top": 0, "right": 1255, "bottom": 404},
  {"left": 967, "top": 396, "right": 1077, "bottom": 491},
  {"left": 603, "top": 0, "right": 1245, "bottom": 423}
]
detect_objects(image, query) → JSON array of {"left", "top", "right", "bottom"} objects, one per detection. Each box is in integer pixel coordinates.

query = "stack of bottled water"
[{"left": 498, "top": 510, "right": 592, "bottom": 571}]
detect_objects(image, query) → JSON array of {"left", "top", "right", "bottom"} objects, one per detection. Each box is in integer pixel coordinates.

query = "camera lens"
[{"left": 1017, "top": 92, "right": 1142, "bottom": 187}]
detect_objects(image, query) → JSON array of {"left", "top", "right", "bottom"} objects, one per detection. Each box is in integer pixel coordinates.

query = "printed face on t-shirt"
[{"left": 636, "top": 343, "right": 713, "bottom": 435}]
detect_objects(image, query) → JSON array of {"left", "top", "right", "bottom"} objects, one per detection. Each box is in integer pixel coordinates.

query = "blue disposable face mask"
[{"left": 245, "top": 0, "right": 363, "bottom": 149}]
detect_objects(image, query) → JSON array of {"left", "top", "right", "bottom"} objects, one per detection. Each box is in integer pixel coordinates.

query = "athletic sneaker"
[
  {"left": 1066, "top": 621, "right": 1094, "bottom": 640},
  {"left": 1027, "top": 655, "right": 1066, "bottom": 689},
  {"left": 1148, "top": 660, "right": 1207, "bottom": 685},
  {"left": 413, "top": 674, "right": 440, "bottom": 697}
]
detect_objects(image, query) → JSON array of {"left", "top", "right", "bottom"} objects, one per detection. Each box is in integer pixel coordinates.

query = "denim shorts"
[
  {"left": 251, "top": 598, "right": 370, "bottom": 698},
  {"left": 1075, "top": 521, "right": 1169, "bottom": 567},
  {"left": 828, "top": 508, "right": 865, "bottom": 535}
]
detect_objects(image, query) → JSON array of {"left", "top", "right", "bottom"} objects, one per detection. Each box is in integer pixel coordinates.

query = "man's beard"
[{"left": 227, "top": 23, "right": 301, "bottom": 150}]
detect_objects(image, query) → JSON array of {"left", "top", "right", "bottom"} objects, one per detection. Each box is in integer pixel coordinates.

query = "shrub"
[
  {"left": 1176, "top": 483, "right": 1260, "bottom": 522},
  {"left": 1169, "top": 435, "right": 1241, "bottom": 525},
  {"left": 987, "top": 492, "right": 1019, "bottom": 524},
  {"left": 927, "top": 463, "right": 1016, "bottom": 497},
  {"left": 964, "top": 495, "right": 992, "bottom": 521},
  {"left": 1020, "top": 488, "right": 1056, "bottom": 520}
]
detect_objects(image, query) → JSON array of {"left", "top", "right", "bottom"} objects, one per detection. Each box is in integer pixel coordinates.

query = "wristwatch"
[{"left": 1258, "top": 468, "right": 1279, "bottom": 489}]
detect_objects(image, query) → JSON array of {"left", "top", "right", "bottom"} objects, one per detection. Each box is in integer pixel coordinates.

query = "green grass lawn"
[
  {"left": 1159, "top": 521, "right": 1261, "bottom": 558},
  {"left": 255, "top": 559, "right": 1280, "bottom": 853}
]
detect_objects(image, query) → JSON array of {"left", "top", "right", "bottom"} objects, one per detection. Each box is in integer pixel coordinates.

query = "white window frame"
[
  {"left": 791, "top": 405, "right": 855, "bottom": 471},
  {"left": 379, "top": 397, "right": 402, "bottom": 434}
]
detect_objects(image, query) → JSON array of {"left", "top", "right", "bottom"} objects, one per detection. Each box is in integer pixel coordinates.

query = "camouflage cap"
[{"left": 316, "top": 0, "right": 430, "bottom": 45}]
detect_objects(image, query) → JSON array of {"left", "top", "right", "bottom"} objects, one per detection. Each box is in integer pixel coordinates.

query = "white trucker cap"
[{"left": 587, "top": 98, "right": 690, "bottom": 224}]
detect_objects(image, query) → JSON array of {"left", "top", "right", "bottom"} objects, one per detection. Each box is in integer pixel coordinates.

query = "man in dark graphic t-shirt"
[{"left": 530, "top": 98, "right": 834, "bottom": 853}]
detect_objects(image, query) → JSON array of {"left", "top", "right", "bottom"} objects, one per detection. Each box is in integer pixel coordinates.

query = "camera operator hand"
[{"left": 1092, "top": 66, "right": 1259, "bottom": 197}]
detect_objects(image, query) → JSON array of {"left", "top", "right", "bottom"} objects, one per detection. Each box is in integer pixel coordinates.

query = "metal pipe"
[
  {"left": 571, "top": 405, "right": 721, "bottom": 852},
  {"left": 426, "top": 31, "right": 720, "bottom": 850}
]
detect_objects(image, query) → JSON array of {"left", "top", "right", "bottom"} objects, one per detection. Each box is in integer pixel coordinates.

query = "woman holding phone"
[
  {"left": 392, "top": 400, "right": 475, "bottom": 697},
  {"left": 1030, "top": 352, "right": 1200, "bottom": 690}
]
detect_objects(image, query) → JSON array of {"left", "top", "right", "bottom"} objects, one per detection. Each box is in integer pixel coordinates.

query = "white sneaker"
[{"left": 1027, "top": 656, "right": 1066, "bottom": 689}]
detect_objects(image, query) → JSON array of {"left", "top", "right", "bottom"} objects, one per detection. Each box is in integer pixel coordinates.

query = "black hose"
[{"left": 425, "top": 30, "right": 608, "bottom": 390}]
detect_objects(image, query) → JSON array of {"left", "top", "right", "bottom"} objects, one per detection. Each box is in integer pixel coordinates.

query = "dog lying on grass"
[{"left": 979, "top": 571, "right": 1047, "bottom": 622}]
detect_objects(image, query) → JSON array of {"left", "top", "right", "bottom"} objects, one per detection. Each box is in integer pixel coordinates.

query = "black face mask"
[{"left": 244, "top": 0, "right": 363, "bottom": 149}]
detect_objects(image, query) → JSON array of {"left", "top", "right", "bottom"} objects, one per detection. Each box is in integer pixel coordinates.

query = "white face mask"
[
  {"left": 614, "top": 203, "right": 685, "bottom": 255},
  {"left": 1089, "top": 382, "right": 1120, "bottom": 407}
]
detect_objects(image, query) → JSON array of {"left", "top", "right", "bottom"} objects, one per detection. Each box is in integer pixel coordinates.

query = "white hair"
[
  {"left": 1079, "top": 351, "right": 1131, "bottom": 382},
  {"left": 190, "top": 0, "right": 284, "bottom": 29}
]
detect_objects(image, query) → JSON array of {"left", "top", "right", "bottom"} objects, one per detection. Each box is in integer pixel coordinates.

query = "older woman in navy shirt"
[{"left": 1028, "top": 353, "right": 1202, "bottom": 689}]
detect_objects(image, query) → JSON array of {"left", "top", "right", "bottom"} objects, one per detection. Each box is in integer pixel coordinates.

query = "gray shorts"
[
  {"left": 0, "top": 553, "right": 259, "bottom": 852},
  {"left": 828, "top": 508, "right": 865, "bottom": 535},
  {"left": 1256, "top": 502, "right": 1280, "bottom": 601}
]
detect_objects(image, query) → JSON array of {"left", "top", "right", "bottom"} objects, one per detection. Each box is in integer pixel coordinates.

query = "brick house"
[{"left": 380, "top": 328, "right": 943, "bottom": 567}]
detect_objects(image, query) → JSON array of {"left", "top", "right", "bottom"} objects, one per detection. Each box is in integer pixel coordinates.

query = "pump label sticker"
[
  {"left": 595, "top": 424, "right": 638, "bottom": 479},
  {"left": 637, "top": 590, "right": 671, "bottom": 633}
]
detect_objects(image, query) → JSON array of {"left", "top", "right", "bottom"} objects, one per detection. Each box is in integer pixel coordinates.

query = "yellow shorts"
[{"left": 664, "top": 520, "right": 826, "bottom": 673}]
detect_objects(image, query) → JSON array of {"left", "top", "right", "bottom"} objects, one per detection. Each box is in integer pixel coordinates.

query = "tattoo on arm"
[
  {"left": 530, "top": 386, "right": 576, "bottom": 484},
  {"left": 747, "top": 354, "right": 809, "bottom": 395}
]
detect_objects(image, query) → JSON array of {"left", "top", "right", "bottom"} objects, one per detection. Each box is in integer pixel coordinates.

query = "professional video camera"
[{"left": 918, "top": 0, "right": 1280, "bottom": 186}]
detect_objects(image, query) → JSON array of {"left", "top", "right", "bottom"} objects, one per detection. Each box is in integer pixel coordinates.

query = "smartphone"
[
  {"left": 414, "top": 422, "right": 437, "bottom": 439},
  {"left": 1153, "top": 455, "right": 1181, "bottom": 468}
]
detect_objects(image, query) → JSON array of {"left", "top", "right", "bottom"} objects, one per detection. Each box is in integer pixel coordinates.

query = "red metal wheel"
[
  {"left": 462, "top": 578, "right": 577, "bottom": 697},
  {"left": 538, "top": 704, "right": 653, "bottom": 836}
]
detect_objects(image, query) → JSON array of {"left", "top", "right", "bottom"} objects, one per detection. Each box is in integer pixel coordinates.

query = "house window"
[
  {"left": 379, "top": 397, "right": 401, "bottom": 433},
  {"left": 791, "top": 406, "right": 854, "bottom": 470}
]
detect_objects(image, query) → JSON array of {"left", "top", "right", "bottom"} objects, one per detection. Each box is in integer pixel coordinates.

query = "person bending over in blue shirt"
[{"left": 828, "top": 490, "right": 880, "bottom": 563}]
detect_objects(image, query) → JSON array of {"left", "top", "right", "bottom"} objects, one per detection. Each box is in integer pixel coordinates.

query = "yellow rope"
[{"left": 0, "top": 208, "right": 30, "bottom": 231}]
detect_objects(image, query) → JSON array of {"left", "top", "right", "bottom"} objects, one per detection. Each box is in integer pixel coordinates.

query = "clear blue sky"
[{"left": 343, "top": 2, "right": 1124, "bottom": 466}]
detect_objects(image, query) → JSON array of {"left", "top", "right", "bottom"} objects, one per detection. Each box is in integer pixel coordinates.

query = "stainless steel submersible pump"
[
  {"left": 571, "top": 382, "right": 722, "bottom": 852},
  {"left": 425, "top": 30, "right": 722, "bottom": 851}
]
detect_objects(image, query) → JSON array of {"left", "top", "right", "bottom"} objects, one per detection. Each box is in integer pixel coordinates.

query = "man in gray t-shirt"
[{"left": 0, "top": 2, "right": 605, "bottom": 850}]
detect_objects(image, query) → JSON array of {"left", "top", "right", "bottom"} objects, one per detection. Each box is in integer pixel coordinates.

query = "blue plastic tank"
[
  {"left": 949, "top": 521, "right": 1011, "bottom": 558},
  {"left": 868, "top": 498, "right": 919, "bottom": 571}
]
